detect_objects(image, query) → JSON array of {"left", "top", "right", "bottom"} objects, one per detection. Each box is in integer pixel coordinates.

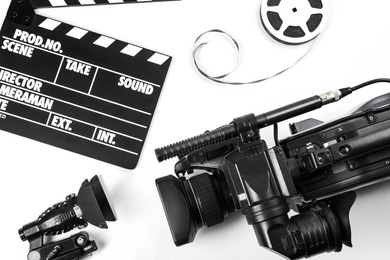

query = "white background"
[{"left": 1, "top": 0, "right": 390, "bottom": 260}]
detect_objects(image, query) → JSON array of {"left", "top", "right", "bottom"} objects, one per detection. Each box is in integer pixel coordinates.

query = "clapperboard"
[{"left": 0, "top": 0, "right": 177, "bottom": 169}]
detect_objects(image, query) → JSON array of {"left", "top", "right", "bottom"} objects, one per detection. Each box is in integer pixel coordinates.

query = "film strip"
[{"left": 0, "top": 0, "right": 175, "bottom": 169}]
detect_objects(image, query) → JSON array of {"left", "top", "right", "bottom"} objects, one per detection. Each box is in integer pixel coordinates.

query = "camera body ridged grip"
[{"left": 155, "top": 125, "right": 237, "bottom": 162}]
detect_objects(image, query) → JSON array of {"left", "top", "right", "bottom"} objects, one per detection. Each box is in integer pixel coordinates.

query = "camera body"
[{"left": 156, "top": 93, "right": 390, "bottom": 259}]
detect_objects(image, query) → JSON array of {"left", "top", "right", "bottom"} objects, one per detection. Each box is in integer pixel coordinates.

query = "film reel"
[
  {"left": 260, "top": 0, "right": 328, "bottom": 45},
  {"left": 193, "top": 0, "right": 329, "bottom": 85}
]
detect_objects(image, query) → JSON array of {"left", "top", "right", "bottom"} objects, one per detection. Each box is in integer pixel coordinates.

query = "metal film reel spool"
[
  {"left": 193, "top": 0, "right": 329, "bottom": 84},
  {"left": 260, "top": 0, "right": 328, "bottom": 45}
]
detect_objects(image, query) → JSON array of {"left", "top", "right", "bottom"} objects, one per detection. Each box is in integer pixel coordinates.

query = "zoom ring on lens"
[{"left": 190, "top": 173, "right": 225, "bottom": 227}]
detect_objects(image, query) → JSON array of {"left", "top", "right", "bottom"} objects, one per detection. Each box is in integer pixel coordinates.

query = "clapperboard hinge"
[{"left": 6, "top": 0, "right": 35, "bottom": 27}]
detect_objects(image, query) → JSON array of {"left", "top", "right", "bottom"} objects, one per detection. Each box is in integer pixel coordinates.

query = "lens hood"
[{"left": 156, "top": 175, "right": 200, "bottom": 246}]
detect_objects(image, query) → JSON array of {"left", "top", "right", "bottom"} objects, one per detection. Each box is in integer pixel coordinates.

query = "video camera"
[{"left": 155, "top": 79, "right": 390, "bottom": 259}]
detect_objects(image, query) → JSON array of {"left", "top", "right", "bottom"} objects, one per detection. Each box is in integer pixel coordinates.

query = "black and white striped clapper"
[
  {"left": 0, "top": 0, "right": 176, "bottom": 169},
  {"left": 29, "top": 0, "right": 178, "bottom": 8}
]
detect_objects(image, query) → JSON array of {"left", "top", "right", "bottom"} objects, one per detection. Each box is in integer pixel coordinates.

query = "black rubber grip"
[{"left": 155, "top": 125, "right": 236, "bottom": 162}]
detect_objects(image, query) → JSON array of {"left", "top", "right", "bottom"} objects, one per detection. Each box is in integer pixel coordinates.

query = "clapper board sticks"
[{"left": 0, "top": 0, "right": 176, "bottom": 169}]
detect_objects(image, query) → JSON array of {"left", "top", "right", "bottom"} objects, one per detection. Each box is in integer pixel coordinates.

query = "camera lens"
[{"left": 156, "top": 172, "right": 235, "bottom": 246}]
